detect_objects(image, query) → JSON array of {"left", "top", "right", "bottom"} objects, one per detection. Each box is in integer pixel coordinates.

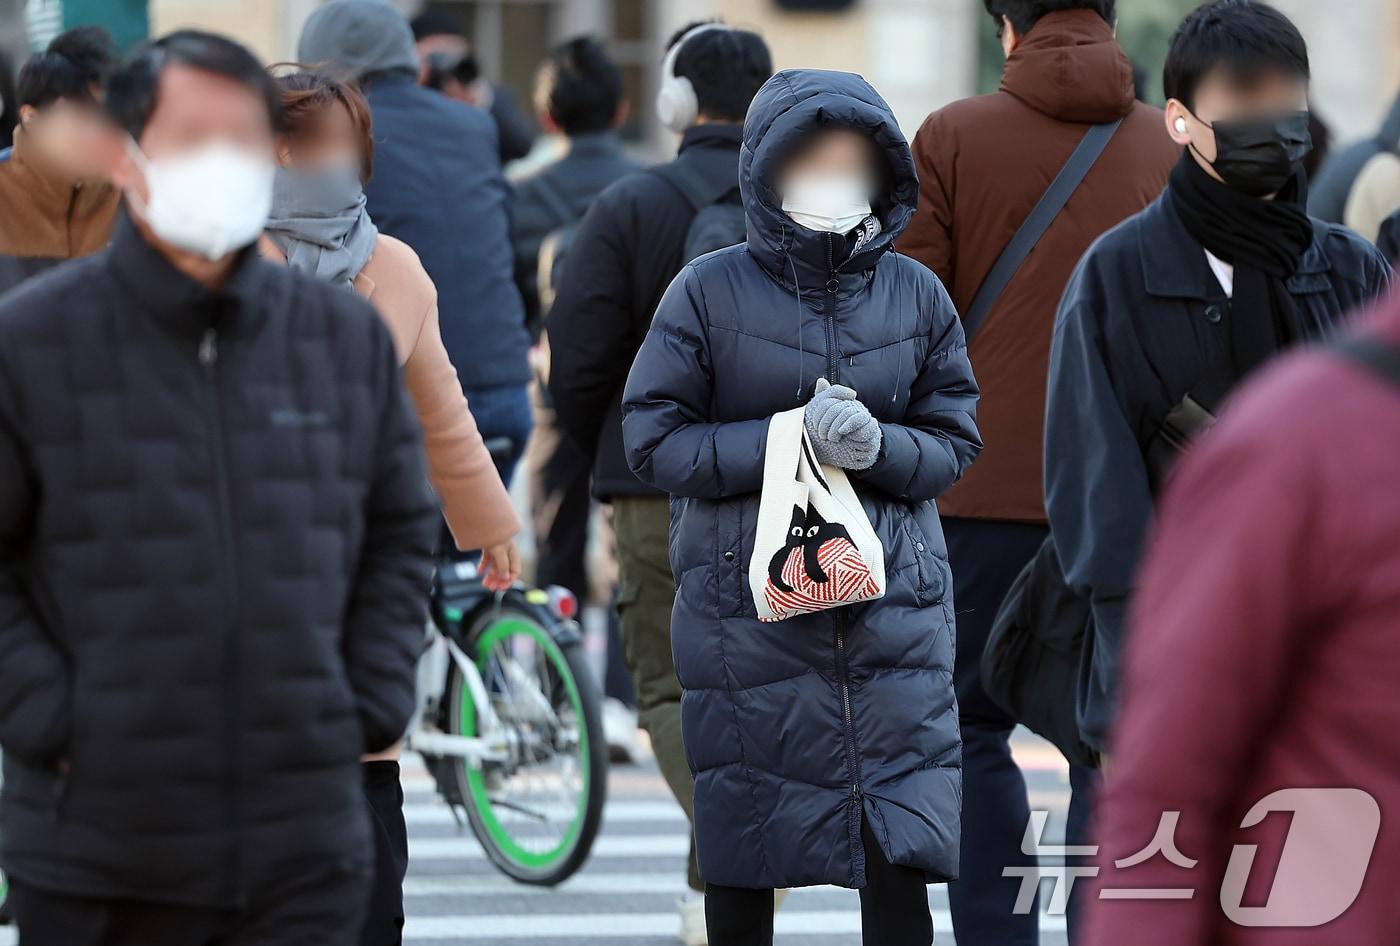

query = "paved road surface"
[
  {"left": 398, "top": 736, "right": 1075, "bottom": 946},
  {"left": 0, "top": 738, "right": 1073, "bottom": 945}
]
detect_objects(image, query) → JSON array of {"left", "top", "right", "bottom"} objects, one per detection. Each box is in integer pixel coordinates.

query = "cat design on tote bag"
[{"left": 750, "top": 407, "right": 885, "bottom": 622}]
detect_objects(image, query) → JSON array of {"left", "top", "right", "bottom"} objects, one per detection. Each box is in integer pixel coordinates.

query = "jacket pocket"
[
  {"left": 893, "top": 504, "right": 946, "bottom": 606},
  {"left": 721, "top": 497, "right": 757, "bottom": 619}
]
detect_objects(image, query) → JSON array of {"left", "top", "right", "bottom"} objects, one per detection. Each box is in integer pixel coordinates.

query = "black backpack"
[{"left": 653, "top": 161, "right": 746, "bottom": 265}]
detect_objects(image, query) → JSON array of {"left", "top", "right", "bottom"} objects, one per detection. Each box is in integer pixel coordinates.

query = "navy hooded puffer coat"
[{"left": 621, "top": 69, "right": 982, "bottom": 890}]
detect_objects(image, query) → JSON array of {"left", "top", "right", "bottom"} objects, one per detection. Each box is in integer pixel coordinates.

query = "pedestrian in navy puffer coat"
[{"left": 622, "top": 68, "right": 981, "bottom": 938}]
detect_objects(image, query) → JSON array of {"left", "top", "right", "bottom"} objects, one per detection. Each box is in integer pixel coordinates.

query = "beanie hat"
[{"left": 297, "top": 0, "right": 418, "bottom": 83}]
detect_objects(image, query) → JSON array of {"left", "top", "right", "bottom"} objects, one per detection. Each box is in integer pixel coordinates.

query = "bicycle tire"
[{"left": 446, "top": 606, "right": 607, "bottom": 885}]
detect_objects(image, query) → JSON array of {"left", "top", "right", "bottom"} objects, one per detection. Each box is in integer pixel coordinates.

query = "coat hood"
[
  {"left": 740, "top": 69, "right": 918, "bottom": 290},
  {"left": 1000, "top": 10, "right": 1134, "bottom": 125},
  {"left": 298, "top": 0, "right": 419, "bottom": 83}
]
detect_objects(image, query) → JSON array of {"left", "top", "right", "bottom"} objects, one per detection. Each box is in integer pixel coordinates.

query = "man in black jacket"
[
  {"left": 1046, "top": 1, "right": 1391, "bottom": 762},
  {"left": 0, "top": 32, "right": 438, "bottom": 946},
  {"left": 545, "top": 21, "right": 770, "bottom": 937},
  {"left": 515, "top": 38, "right": 640, "bottom": 744}
]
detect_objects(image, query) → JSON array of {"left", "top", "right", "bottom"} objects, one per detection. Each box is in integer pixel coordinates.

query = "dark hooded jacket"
[
  {"left": 1309, "top": 91, "right": 1400, "bottom": 224},
  {"left": 621, "top": 69, "right": 982, "bottom": 889}
]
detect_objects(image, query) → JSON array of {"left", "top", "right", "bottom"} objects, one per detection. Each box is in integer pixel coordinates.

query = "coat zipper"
[
  {"left": 823, "top": 230, "right": 862, "bottom": 879},
  {"left": 824, "top": 232, "right": 840, "bottom": 384},
  {"left": 834, "top": 614, "right": 865, "bottom": 886},
  {"left": 65, "top": 183, "right": 80, "bottom": 256},
  {"left": 200, "top": 325, "right": 246, "bottom": 908}
]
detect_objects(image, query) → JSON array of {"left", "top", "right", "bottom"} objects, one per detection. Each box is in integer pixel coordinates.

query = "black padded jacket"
[{"left": 0, "top": 216, "right": 439, "bottom": 908}]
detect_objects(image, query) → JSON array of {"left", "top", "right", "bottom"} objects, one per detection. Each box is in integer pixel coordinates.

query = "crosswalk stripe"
[
  {"left": 403, "top": 910, "right": 1068, "bottom": 939},
  {"left": 408, "top": 834, "right": 689, "bottom": 859},
  {"left": 403, "top": 799, "right": 687, "bottom": 826},
  {"left": 402, "top": 875, "right": 955, "bottom": 899}
]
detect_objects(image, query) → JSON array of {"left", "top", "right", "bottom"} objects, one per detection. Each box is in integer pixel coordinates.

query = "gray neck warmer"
[{"left": 265, "top": 165, "right": 379, "bottom": 290}]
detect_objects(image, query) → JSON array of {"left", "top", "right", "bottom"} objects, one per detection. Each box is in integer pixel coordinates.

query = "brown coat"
[
  {"left": 898, "top": 10, "right": 1180, "bottom": 523},
  {"left": 0, "top": 125, "right": 120, "bottom": 259},
  {"left": 262, "top": 233, "right": 521, "bottom": 550}
]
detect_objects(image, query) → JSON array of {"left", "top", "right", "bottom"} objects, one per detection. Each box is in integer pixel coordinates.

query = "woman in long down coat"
[{"left": 622, "top": 69, "right": 981, "bottom": 945}]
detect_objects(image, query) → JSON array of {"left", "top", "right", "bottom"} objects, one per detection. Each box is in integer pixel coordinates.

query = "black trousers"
[
  {"left": 704, "top": 820, "right": 933, "bottom": 946},
  {"left": 943, "top": 516, "right": 1099, "bottom": 945},
  {"left": 11, "top": 859, "right": 369, "bottom": 946},
  {"left": 360, "top": 759, "right": 409, "bottom": 946}
]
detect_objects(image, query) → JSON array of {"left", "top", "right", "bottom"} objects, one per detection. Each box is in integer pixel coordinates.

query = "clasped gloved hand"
[{"left": 803, "top": 378, "right": 882, "bottom": 470}]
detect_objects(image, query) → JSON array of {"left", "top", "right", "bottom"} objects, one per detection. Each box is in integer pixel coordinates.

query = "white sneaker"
[
  {"left": 603, "top": 697, "right": 642, "bottom": 763},
  {"left": 678, "top": 893, "right": 707, "bottom": 946}
]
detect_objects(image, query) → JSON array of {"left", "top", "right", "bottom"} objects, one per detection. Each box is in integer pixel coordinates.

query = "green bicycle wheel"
[{"left": 447, "top": 608, "right": 606, "bottom": 885}]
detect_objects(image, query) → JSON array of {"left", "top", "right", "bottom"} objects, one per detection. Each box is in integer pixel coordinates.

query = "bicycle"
[
  {"left": 408, "top": 508, "right": 608, "bottom": 885},
  {"left": 0, "top": 579, "right": 606, "bottom": 919}
]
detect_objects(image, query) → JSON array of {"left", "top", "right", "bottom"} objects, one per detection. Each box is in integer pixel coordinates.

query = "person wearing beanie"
[{"left": 298, "top": 1, "right": 536, "bottom": 522}]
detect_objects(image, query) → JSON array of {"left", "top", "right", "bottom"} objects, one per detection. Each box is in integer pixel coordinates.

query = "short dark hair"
[
  {"left": 409, "top": 10, "right": 461, "bottom": 42},
  {"left": 17, "top": 26, "right": 117, "bottom": 110},
  {"left": 534, "top": 36, "right": 622, "bottom": 136},
  {"left": 106, "top": 30, "right": 282, "bottom": 140},
  {"left": 666, "top": 22, "right": 772, "bottom": 124},
  {"left": 1163, "top": 0, "right": 1309, "bottom": 112},
  {"left": 983, "top": 0, "right": 1115, "bottom": 36},
  {"left": 275, "top": 69, "right": 375, "bottom": 182}
]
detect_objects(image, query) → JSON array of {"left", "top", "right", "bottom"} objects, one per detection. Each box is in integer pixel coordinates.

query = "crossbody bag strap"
[
  {"left": 961, "top": 117, "right": 1125, "bottom": 341},
  {"left": 653, "top": 161, "right": 734, "bottom": 214}
]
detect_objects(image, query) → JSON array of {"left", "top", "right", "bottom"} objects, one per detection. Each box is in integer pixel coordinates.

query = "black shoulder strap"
[
  {"left": 1336, "top": 336, "right": 1400, "bottom": 390},
  {"left": 962, "top": 117, "right": 1125, "bottom": 341},
  {"left": 654, "top": 160, "right": 736, "bottom": 214}
]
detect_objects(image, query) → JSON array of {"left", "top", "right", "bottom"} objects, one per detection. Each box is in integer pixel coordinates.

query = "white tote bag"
[{"left": 749, "top": 408, "right": 886, "bottom": 622}]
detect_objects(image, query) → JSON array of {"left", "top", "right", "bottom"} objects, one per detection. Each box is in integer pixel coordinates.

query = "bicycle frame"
[{"left": 406, "top": 621, "right": 510, "bottom": 766}]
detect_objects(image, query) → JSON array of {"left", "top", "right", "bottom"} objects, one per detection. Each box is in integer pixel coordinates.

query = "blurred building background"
[{"left": 3, "top": 0, "right": 1399, "bottom": 158}]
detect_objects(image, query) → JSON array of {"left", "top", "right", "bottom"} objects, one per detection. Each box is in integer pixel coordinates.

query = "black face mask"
[{"left": 1190, "top": 109, "right": 1312, "bottom": 197}]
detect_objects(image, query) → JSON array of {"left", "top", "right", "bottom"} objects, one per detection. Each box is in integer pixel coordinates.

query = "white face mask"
[
  {"left": 781, "top": 173, "right": 873, "bottom": 234},
  {"left": 128, "top": 139, "right": 275, "bottom": 261}
]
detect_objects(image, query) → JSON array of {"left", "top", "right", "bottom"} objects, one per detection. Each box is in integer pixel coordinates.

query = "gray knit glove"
[{"left": 803, "top": 378, "right": 882, "bottom": 470}]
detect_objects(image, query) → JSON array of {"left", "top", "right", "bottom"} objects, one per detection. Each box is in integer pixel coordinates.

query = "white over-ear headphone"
[
  {"left": 1174, "top": 116, "right": 1188, "bottom": 134},
  {"left": 656, "top": 23, "right": 729, "bottom": 134}
]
